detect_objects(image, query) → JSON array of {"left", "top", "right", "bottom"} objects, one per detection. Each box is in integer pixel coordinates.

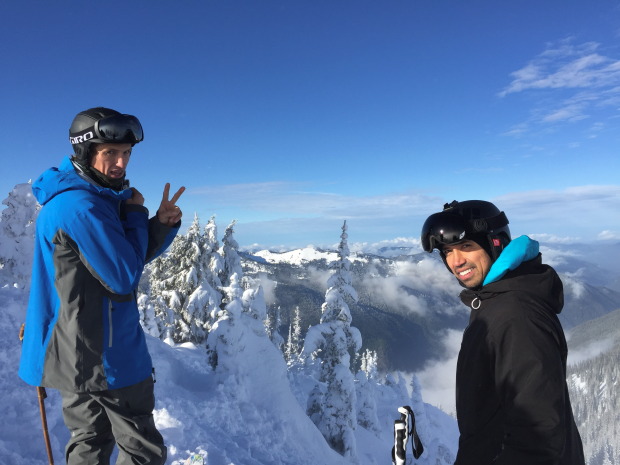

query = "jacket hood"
[
  {"left": 483, "top": 235, "right": 540, "bottom": 286},
  {"left": 461, "top": 238, "right": 564, "bottom": 315},
  {"left": 32, "top": 156, "right": 132, "bottom": 206}
]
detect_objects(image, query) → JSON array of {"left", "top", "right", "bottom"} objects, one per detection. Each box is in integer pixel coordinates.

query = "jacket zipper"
[{"left": 108, "top": 299, "right": 113, "bottom": 348}]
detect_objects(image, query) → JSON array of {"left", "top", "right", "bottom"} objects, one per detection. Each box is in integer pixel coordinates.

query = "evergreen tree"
[
  {"left": 266, "top": 306, "right": 285, "bottom": 351},
  {"left": 172, "top": 214, "right": 205, "bottom": 341},
  {"left": 0, "top": 182, "right": 40, "bottom": 288},
  {"left": 207, "top": 220, "right": 270, "bottom": 368},
  {"left": 568, "top": 343, "right": 620, "bottom": 464},
  {"left": 137, "top": 266, "right": 161, "bottom": 338},
  {"left": 181, "top": 217, "right": 223, "bottom": 343},
  {"left": 242, "top": 281, "right": 269, "bottom": 336},
  {"left": 145, "top": 214, "right": 222, "bottom": 344},
  {"left": 285, "top": 306, "right": 303, "bottom": 364},
  {"left": 360, "top": 348, "right": 379, "bottom": 380},
  {"left": 302, "top": 221, "right": 362, "bottom": 459},
  {"left": 206, "top": 270, "right": 245, "bottom": 369},
  {"left": 218, "top": 220, "right": 241, "bottom": 292},
  {"left": 203, "top": 215, "right": 224, "bottom": 309},
  {"left": 145, "top": 256, "right": 176, "bottom": 341},
  {"left": 355, "top": 348, "right": 380, "bottom": 433}
]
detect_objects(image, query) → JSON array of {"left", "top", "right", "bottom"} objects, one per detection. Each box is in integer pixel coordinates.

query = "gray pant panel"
[{"left": 60, "top": 377, "right": 167, "bottom": 465}]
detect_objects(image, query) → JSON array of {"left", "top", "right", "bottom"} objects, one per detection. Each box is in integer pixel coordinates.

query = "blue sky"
[{"left": 2, "top": 1, "right": 619, "bottom": 249}]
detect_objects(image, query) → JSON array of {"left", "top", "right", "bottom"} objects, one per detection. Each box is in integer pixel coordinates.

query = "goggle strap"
[
  {"left": 486, "top": 212, "right": 509, "bottom": 231},
  {"left": 69, "top": 127, "right": 98, "bottom": 144},
  {"left": 474, "top": 211, "right": 508, "bottom": 232}
]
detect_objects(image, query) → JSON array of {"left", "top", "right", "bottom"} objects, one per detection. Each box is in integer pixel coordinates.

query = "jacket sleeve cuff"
[{"left": 124, "top": 204, "right": 149, "bottom": 216}]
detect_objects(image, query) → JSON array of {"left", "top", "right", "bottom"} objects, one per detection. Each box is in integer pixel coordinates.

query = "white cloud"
[
  {"left": 493, "top": 185, "right": 620, "bottom": 223},
  {"left": 541, "top": 102, "right": 589, "bottom": 123},
  {"left": 598, "top": 230, "right": 620, "bottom": 240},
  {"left": 190, "top": 182, "right": 438, "bottom": 220},
  {"left": 257, "top": 272, "right": 278, "bottom": 305},
  {"left": 188, "top": 181, "right": 619, "bottom": 249},
  {"left": 499, "top": 39, "right": 620, "bottom": 135},
  {"left": 529, "top": 233, "right": 582, "bottom": 244},
  {"left": 358, "top": 257, "right": 463, "bottom": 318},
  {"left": 537, "top": 245, "right": 582, "bottom": 268},
  {"left": 500, "top": 40, "right": 620, "bottom": 96},
  {"left": 416, "top": 329, "right": 463, "bottom": 415},
  {"left": 567, "top": 337, "right": 615, "bottom": 365},
  {"left": 561, "top": 273, "right": 587, "bottom": 300},
  {"left": 306, "top": 266, "right": 330, "bottom": 292},
  {"left": 349, "top": 237, "right": 422, "bottom": 255}
]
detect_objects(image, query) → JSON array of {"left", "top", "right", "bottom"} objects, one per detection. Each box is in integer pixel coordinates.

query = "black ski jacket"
[{"left": 454, "top": 241, "right": 584, "bottom": 464}]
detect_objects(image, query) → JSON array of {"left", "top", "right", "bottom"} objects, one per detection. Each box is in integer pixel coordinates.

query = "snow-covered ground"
[{"left": 0, "top": 280, "right": 458, "bottom": 465}]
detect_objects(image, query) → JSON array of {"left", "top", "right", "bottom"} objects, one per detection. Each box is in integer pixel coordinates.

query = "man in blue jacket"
[
  {"left": 421, "top": 200, "right": 584, "bottom": 465},
  {"left": 19, "top": 107, "right": 184, "bottom": 465}
]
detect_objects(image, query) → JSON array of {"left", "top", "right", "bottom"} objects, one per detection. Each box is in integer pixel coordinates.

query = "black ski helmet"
[
  {"left": 69, "top": 107, "right": 144, "bottom": 163},
  {"left": 421, "top": 200, "right": 511, "bottom": 262}
]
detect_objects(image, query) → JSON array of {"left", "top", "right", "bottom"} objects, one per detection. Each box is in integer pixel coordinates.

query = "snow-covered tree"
[
  {"left": 302, "top": 221, "right": 362, "bottom": 459},
  {"left": 355, "top": 370, "right": 380, "bottom": 434},
  {"left": 137, "top": 266, "right": 161, "bottom": 338},
  {"left": 182, "top": 219, "right": 223, "bottom": 343},
  {"left": 242, "top": 281, "right": 269, "bottom": 336},
  {"left": 568, "top": 344, "right": 620, "bottom": 464},
  {"left": 207, "top": 220, "right": 270, "bottom": 368},
  {"left": 285, "top": 306, "right": 303, "bottom": 364},
  {"left": 203, "top": 216, "right": 224, "bottom": 302},
  {"left": 355, "top": 348, "right": 380, "bottom": 433},
  {"left": 359, "top": 349, "right": 379, "bottom": 380},
  {"left": 206, "top": 269, "right": 245, "bottom": 370},
  {"left": 266, "top": 306, "right": 285, "bottom": 351},
  {"left": 0, "top": 182, "right": 40, "bottom": 288},
  {"left": 145, "top": 256, "right": 176, "bottom": 341},
  {"left": 218, "top": 220, "right": 241, "bottom": 292},
  {"left": 146, "top": 214, "right": 222, "bottom": 344}
]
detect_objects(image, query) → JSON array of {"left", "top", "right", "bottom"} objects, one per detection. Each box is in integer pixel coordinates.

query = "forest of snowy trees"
[
  {"left": 139, "top": 214, "right": 385, "bottom": 459},
  {"left": 569, "top": 345, "right": 620, "bottom": 465}
]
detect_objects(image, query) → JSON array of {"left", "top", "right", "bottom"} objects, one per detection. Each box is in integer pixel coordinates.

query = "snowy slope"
[
  {"left": 0, "top": 183, "right": 461, "bottom": 465},
  {"left": 0, "top": 281, "right": 458, "bottom": 465}
]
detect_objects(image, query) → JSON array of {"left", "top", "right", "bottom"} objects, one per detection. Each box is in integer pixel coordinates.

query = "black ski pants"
[{"left": 60, "top": 376, "right": 166, "bottom": 465}]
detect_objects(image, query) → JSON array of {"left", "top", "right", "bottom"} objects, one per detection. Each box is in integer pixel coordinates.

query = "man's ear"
[{"left": 87, "top": 145, "right": 99, "bottom": 167}]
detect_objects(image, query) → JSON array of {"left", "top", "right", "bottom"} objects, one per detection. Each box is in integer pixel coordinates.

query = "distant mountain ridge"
[{"left": 242, "top": 243, "right": 620, "bottom": 372}]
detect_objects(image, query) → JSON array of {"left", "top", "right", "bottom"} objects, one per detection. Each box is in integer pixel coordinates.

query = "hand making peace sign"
[{"left": 157, "top": 183, "right": 185, "bottom": 226}]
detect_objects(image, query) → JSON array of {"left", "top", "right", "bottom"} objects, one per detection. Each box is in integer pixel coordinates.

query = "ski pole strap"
[
  {"left": 391, "top": 405, "right": 424, "bottom": 464},
  {"left": 400, "top": 406, "right": 423, "bottom": 459}
]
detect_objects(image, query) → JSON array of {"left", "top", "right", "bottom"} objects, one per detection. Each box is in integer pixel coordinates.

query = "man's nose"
[
  {"left": 450, "top": 249, "right": 466, "bottom": 267},
  {"left": 116, "top": 156, "right": 128, "bottom": 169}
]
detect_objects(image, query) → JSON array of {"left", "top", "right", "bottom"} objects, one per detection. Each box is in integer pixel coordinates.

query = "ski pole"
[
  {"left": 19, "top": 324, "right": 54, "bottom": 465},
  {"left": 37, "top": 386, "right": 54, "bottom": 465}
]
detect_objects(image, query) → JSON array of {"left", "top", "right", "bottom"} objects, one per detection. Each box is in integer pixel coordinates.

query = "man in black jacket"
[{"left": 421, "top": 200, "right": 584, "bottom": 465}]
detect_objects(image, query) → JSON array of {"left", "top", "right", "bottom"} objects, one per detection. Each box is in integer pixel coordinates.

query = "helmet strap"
[
  {"left": 88, "top": 166, "right": 127, "bottom": 191},
  {"left": 71, "top": 157, "right": 127, "bottom": 191}
]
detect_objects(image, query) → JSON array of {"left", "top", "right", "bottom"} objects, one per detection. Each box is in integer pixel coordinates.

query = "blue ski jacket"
[{"left": 19, "top": 157, "right": 179, "bottom": 392}]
